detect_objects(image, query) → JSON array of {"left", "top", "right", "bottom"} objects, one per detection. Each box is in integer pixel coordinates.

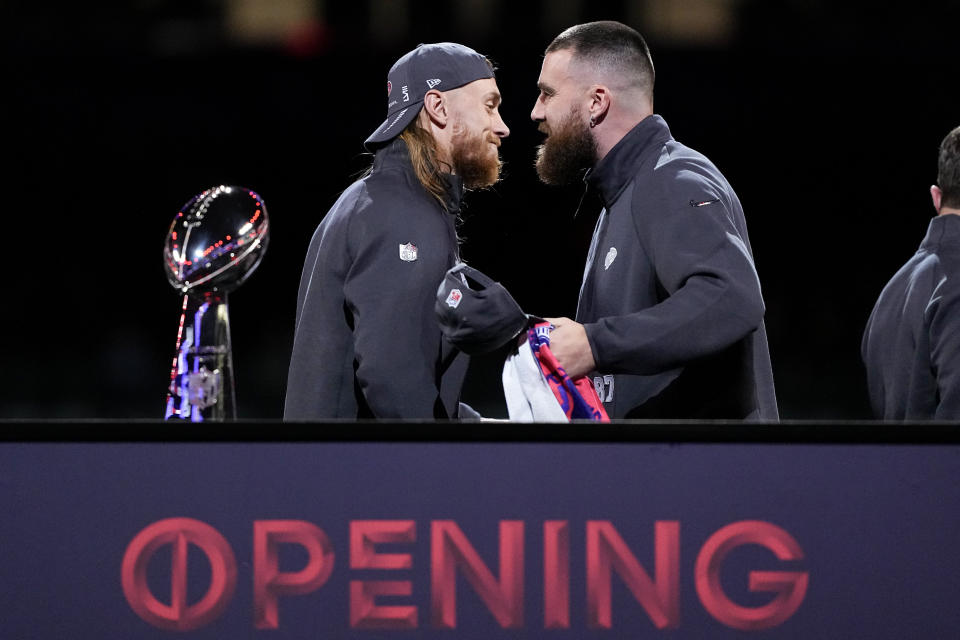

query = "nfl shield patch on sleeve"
[{"left": 399, "top": 243, "right": 418, "bottom": 261}]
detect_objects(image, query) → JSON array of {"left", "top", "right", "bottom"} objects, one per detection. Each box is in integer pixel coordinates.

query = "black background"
[{"left": 5, "top": 0, "right": 959, "bottom": 420}]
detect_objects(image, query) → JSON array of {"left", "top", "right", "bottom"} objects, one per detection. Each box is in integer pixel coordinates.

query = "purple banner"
[{"left": 2, "top": 440, "right": 959, "bottom": 638}]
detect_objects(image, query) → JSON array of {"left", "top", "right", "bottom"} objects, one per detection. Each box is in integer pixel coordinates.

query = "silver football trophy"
[{"left": 162, "top": 185, "right": 269, "bottom": 421}]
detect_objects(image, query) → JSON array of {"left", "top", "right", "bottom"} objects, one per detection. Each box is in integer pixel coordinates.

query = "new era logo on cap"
[{"left": 426, "top": 78, "right": 442, "bottom": 89}]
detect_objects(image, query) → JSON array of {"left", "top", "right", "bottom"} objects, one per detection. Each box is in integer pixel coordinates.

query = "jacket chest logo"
[
  {"left": 399, "top": 243, "right": 418, "bottom": 262},
  {"left": 604, "top": 247, "right": 617, "bottom": 270}
]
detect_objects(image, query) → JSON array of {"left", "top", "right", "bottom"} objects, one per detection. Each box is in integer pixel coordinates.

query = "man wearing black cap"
[
  {"left": 530, "top": 21, "right": 778, "bottom": 420},
  {"left": 284, "top": 43, "right": 509, "bottom": 420},
  {"left": 862, "top": 125, "right": 960, "bottom": 420}
]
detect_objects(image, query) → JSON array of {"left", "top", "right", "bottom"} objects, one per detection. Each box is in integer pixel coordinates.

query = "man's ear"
[
  {"left": 423, "top": 90, "right": 448, "bottom": 127},
  {"left": 588, "top": 85, "right": 611, "bottom": 126},
  {"left": 932, "top": 185, "right": 943, "bottom": 214}
]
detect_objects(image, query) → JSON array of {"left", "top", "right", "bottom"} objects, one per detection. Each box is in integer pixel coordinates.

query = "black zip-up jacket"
[
  {"left": 578, "top": 115, "right": 778, "bottom": 420},
  {"left": 284, "top": 138, "right": 468, "bottom": 419},
  {"left": 862, "top": 214, "right": 960, "bottom": 420}
]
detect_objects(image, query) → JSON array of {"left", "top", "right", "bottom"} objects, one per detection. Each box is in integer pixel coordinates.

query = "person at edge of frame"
[
  {"left": 862, "top": 125, "right": 960, "bottom": 420},
  {"left": 530, "top": 21, "right": 778, "bottom": 420},
  {"left": 283, "top": 42, "right": 509, "bottom": 420}
]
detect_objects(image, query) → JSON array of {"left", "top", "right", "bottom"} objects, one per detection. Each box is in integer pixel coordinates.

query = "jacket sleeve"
[
  {"left": 584, "top": 177, "right": 765, "bottom": 375},
  {"left": 342, "top": 204, "right": 450, "bottom": 418},
  {"left": 929, "top": 282, "right": 960, "bottom": 419}
]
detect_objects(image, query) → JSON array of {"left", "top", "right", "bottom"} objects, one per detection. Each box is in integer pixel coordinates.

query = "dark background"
[{"left": 4, "top": 0, "right": 958, "bottom": 420}]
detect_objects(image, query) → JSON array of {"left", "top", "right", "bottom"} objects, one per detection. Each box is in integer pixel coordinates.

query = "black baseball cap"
[
  {"left": 365, "top": 43, "right": 495, "bottom": 150},
  {"left": 435, "top": 263, "right": 533, "bottom": 355}
]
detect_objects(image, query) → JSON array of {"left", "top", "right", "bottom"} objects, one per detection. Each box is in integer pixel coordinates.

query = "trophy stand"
[
  {"left": 164, "top": 292, "right": 237, "bottom": 421},
  {"left": 162, "top": 185, "right": 269, "bottom": 422}
]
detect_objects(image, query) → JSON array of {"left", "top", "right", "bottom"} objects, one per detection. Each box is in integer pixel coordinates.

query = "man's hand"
[{"left": 544, "top": 317, "right": 596, "bottom": 378}]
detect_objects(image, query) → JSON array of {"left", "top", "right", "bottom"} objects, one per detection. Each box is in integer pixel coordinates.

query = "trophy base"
[{"left": 165, "top": 293, "right": 237, "bottom": 422}]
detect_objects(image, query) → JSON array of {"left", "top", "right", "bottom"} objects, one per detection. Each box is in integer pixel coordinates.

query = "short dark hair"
[
  {"left": 545, "top": 21, "right": 655, "bottom": 96},
  {"left": 938, "top": 126, "right": 960, "bottom": 209}
]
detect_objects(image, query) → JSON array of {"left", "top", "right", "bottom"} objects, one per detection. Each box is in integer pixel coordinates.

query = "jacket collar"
[
  {"left": 585, "top": 114, "right": 673, "bottom": 207},
  {"left": 373, "top": 137, "right": 465, "bottom": 214},
  {"left": 922, "top": 213, "right": 960, "bottom": 250}
]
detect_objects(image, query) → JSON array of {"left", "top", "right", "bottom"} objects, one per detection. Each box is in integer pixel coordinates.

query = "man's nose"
[
  {"left": 531, "top": 99, "right": 544, "bottom": 122},
  {"left": 494, "top": 113, "right": 510, "bottom": 138}
]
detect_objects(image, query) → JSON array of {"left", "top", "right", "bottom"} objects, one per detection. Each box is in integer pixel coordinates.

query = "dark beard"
[
  {"left": 535, "top": 111, "right": 597, "bottom": 186},
  {"left": 451, "top": 130, "right": 502, "bottom": 189}
]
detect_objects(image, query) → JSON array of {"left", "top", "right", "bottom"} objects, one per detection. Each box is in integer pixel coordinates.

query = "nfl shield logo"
[
  {"left": 445, "top": 288, "right": 463, "bottom": 308},
  {"left": 399, "top": 243, "right": 418, "bottom": 261}
]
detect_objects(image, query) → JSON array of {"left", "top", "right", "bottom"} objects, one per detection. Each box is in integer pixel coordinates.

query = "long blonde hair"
[{"left": 398, "top": 113, "right": 452, "bottom": 211}]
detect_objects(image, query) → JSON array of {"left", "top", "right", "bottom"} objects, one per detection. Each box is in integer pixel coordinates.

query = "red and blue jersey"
[{"left": 528, "top": 322, "right": 609, "bottom": 422}]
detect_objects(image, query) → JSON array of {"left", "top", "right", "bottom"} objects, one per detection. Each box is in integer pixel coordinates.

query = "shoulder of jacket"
[
  {"left": 634, "top": 144, "right": 725, "bottom": 206},
  {"left": 355, "top": 169, "right": 442, "bottom": 221},
  {"left": 651, "top": 142, "right": 718, "bottom": 180},
  {"left": 323, "top": 178, "right": 370, "bottom": 221}
]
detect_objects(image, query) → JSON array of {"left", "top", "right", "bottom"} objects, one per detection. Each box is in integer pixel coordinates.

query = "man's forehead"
[
  {"left": 461, "top": 77, "right": 501, "bottom": 98},
  {"left": 539, "top": 49, "right": 575, "bottom": 83}
]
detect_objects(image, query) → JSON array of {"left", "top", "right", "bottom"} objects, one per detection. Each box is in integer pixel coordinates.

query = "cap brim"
[{"left": 364, "top": 102, "right": 423, "bottom": 150}]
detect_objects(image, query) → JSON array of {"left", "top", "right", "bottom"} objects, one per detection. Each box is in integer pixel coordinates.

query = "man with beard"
[
  {"left": 284, "top": 43, "right": 509, "bottom": 420},
  {"left": 862, "top": 126, "right": 960, "bottom": 419},
  {"left": 531, "top": 21, "right": 778, "bottom": 420}
]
